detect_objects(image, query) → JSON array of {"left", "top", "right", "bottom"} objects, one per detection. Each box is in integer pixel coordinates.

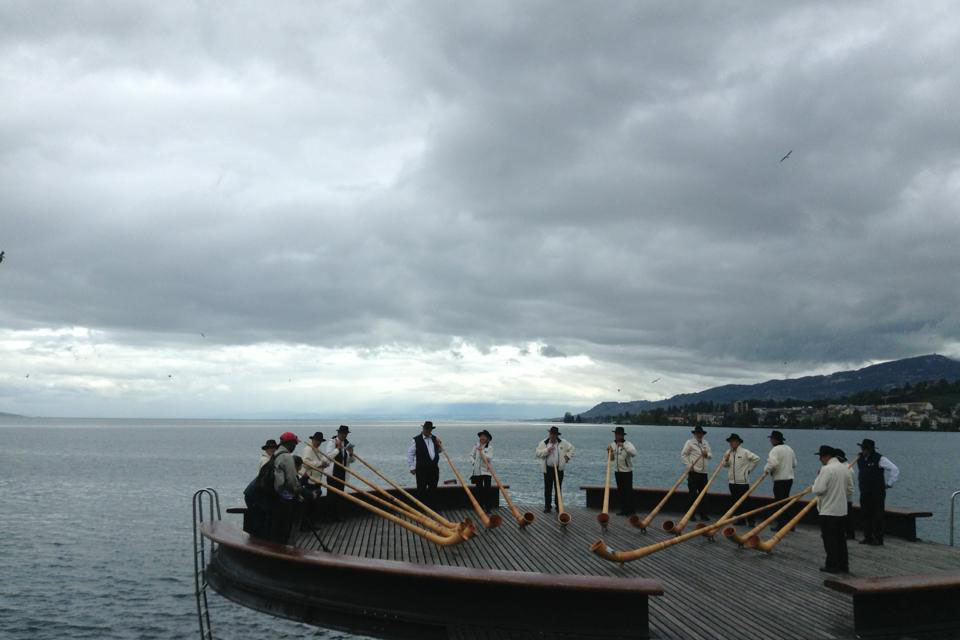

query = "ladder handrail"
[
  {"left": 951, "top": 491, "right": 960, "bottom": 547},
  {"left": 192, "top": 488, "right": 221, "bottom": 640}
]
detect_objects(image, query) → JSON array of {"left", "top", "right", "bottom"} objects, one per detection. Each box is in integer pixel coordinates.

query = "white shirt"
[
  {"left": 535, "top": 438, "right": 575, "bottom": 472},
  {"left": 879, "top": 456, "right": 900, "bottom": 488},
  {"left": 764, "top": 443, "right": 797, "bottom": 480},
  {"left": 324, "top": 438, "right": 354, "bottom": 469},
  {"left": 723, "top": 446, "right": 760, "bottom": 484},
  {"left": 470, "top": 443, "right": 493, "bottom": 476},
  {"left": 610, "top": 441, "right": 637, "bottom": 472},
  {"left": 813, "top": 457, "right": 855, "bottom": 517},
  {"left": 258, "top": 452, "right": 272, "bottom": 470},
  {"left": 681, "top": 438, "right": 712, "bottom": 473},
  {"left": 407, "top": 433, "right": 438, "bottom": 471},
  {"left": 300, "top": 442, "right": 329, "bottom": 485}
]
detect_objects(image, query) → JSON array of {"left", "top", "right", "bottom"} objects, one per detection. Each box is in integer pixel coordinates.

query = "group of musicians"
[{"left": 245, "top": 421, "right": 898, "bottom": 574}]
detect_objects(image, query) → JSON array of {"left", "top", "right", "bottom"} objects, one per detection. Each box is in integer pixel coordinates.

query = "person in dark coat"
[
  {"left": 408, "top": 421, "right": 443, "bottom": 505},
  {"left": 856, "top": 439, "right": 899, "bottom": 546}
]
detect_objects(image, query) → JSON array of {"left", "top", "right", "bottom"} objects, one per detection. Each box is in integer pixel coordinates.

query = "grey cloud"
[{"left": 538, "top": 345, "right": 567, "bottom": 359}]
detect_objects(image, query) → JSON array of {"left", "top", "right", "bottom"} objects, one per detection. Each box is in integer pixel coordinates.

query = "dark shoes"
[
  {"left": 819, "top": 566, "right": 849, "bottom": 574},
  {"left": 859, "top": 538, "right": 882, "bottom": 545},
  {"left": 543, "top": 507, "right": 552, "bottom": 513}
]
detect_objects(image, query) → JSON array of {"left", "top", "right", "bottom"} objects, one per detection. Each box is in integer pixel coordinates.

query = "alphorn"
[
  {"left": 480, "top": 451, "right": 534, "bottom": 527},
  {"left": 308, "top": 445, "right": 458, "bottom": 533},
  {"left": 554, "top": 463, "right": 571, "bottom": 525},
  {"left": 702, "top": 471, "right": 768, "bottom": 540},
  {"left": 442, "top": 449, "right": 502, "bottom": 529},
  {"left": 746, "top": 496, "right": 819, "bottom": 552},
  {"left": 723, "top": 486, "right": 812, "bottom": 546},
  {"left": 301, "top": 460, "right": 472, "bottom": 538},
  {"left": 663, "top": 450, "right": 730, "bottom": 535},
  {"left": 350, "top": 451, "right": 459, "bottom": 530},
  {"left": 591, "top": 490, "right": 808, "bottom": 563},
  {"left": 320, "top": 481, "right": 469, "bottom": 546},
  {"left": 598, "top": 447, "right": 613, "bottom": 526},
  {"left": 630, "top": 454, "right": 702, "bottom": 531}
]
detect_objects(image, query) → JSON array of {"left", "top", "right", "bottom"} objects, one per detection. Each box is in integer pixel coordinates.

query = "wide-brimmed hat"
[
  {"left": 612, "top": 426, "right": 627, "bottom": 435},
  {"left": 725, "top": 433, "right": 742, "bottom": 443},
  {"left": 548, "top": 426, "right": 561, "bottom": 435},
  {"left": 261, "top": 439, "right": 278, "bottom": 450},
  {"left": 422, "top": 420, "right": 435, "bottom": 430},
  {"left": 815, "top": 445, "right": 835, "bottom": 457},
  {"left": 691, "top": 425, "right": 707, "bottom": 435},
  {"left": 834, "top": 449, "right": 848, "bottom": 462},
  {"left": 309, "top": 431, "right": 325, "bottom": 442},
  {"left": 337, "top": 425, "right": 350, "bottom": 434},
  {"left": 279, "top": 431, "right": 299, "bottom": 444},
  {"left": 857, "top": 438, "right": 876, "bottom": 450},
  {"left": 768, "top": 430, "right": 785, "bottom": 442},
  {"left": 477, "top": 429, "right": 493, "bottom": 441}
]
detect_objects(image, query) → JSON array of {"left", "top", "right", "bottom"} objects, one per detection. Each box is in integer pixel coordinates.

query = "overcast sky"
[{"left": 1, "top": 1, "right": 959, "bottom": 418}]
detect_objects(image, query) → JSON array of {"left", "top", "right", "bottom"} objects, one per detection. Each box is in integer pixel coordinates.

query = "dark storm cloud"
[{"left": 2, "top": 0, "right": 959, "bottom": 387}]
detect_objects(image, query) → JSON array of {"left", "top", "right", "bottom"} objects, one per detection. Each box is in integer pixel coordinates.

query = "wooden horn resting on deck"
[
  {"left": 554, "top": 463, "right": 571, "bottom": 525},
  {"left": 631, "top": 454, "right": 701, "bottom": 532},
  {"left": 480, "top": 451, "right": 534, "bottom": 527},
  {"left": 663, "top": 450, "right": 730, "bottom": 535},
  {"left": 321, "top": 481, "right": 470, "bottom": 546},
  {"left": 301, "top": 460, "right": 473, "bottom": 539},
  {"left": 702, "top": 471, "right": 768, "bottom": 540},
  {"left": 746, "top": 496, "right": 820, "bottom": 552},
  {"left": 442, "top": 449, "right": 503, "bottom": 529},
  {"left": 350, "top": 451, "right": 460, "bottom": 531},
  {"left": 310, "top": 446, "right": 462, "bottom": 535},
  {"left": 598, "top": 447, "right": 613, "bottom": 526},
  {"left": 722, "top": 486, "right": 812, "bottom": 546},
  {"left": 590, "top": 491, "right": 806, "bottom": 563}
]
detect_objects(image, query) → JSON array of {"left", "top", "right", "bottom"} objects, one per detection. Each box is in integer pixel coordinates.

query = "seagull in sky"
[
  {"left": 780, "top": 150, "right": 792, "bottom": 163},
  {"left": 651, "top": 377, "right": 661, "bottom": 383},
  {"left": 200, "top": 333, "right": 205, "bottom": 338},
  {"left": 0, "top": 250, "right": 5, "bottom": 263}
]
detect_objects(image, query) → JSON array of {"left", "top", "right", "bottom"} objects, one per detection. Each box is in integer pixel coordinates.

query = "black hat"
[
  {"left": 725, "top": 433, "right": 743, "bottom": 443},
  {"left": 691, "top": 425, "right": 707, "bottom": 435},
  {"left": 548, "top": 426, "right": 561, "bottom": 434},
  {"left": 857, "top": 438, "right": 876, "bottom": 450},
  {"left": 422, "top": 420, "right": 435, "bottom": 430},
  {"left": 310, "top": 431, "right": 325, "bottom": 442},
  {"left": 337, "top": 425, "right": 350, "bottom": 434},
  {"left": 815, "top": 445, "right": 835, "bottom": 457},
  {"left": 768, "top": 430, "right": 785, "bottom": 442},
  {"left": 261, "top": 439, "right": 278, "bottom": 450},
  {"left": 834, "top": 449, "right": 848, "bottom": 462},
  {"left": 612, "top": 426, "right": 626, "bottom": 435},
  {"left": 477, "top": 429, "right": 493, "bottom": 441}
]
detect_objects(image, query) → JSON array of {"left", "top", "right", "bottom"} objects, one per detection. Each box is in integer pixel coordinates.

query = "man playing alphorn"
[
  {"left": 470, "top": 429, "right": 494, "bottom": 512},
  {"left": 722, "top": 433, "right": 760, "bottom": 526},
  {"left": 764, "top": 430, "right": 797, "bottom": 531},
  {"left": 680, "top": 425, "right": 712, "bottom": 521},
  {"left": 324, "top": 425, "right": 354, "bottom": 521},
  {"left": 408, "top": 420, "right": 443, "bottom": 505},
  {"left": 610, "top": 426, "right": 637, "bottom": 515},
  {"left": 536, "top": 426, "right": 575, "bottom": 513}
]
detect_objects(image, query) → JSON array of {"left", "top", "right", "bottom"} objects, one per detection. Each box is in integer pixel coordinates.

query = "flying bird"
[
  {"left": 0, "top": 250, "right": 5, "bottom": 263},
  {"left": 200, "top": 333, "right": 205, "bottom": 338},
  {"left": 25, "top": 374, "right": 29, "bottom": 378},
  {"left": 780, "top": 150, "right": 792, "bottom": 163},
  {"left": 651, "top": 377, "right": 661, "bottom": 383},
  {"left": 167, "top": 374, "right": 173, "bottom": 379}
]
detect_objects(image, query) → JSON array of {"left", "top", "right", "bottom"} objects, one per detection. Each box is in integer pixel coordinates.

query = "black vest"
[
  {"left": 414, "top": 434, "right": 439, "bottom": 469},
  {"left": 857, "top": 451, "right": 885, "bottom": 494}
]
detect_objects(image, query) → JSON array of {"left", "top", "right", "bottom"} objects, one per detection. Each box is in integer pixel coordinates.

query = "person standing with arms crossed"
[
  {"left": 680, "top": 425, "right": 712, "bottom": 521},
  {"left": 764, "top": 430, "right": 797, "bottom": 531}
]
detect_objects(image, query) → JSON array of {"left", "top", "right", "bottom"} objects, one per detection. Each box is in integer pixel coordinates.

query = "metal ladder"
[
  {"left": 951, "top": 490, "right": 960, "bottom": 546},
  {"left": 192, "top": 488, "right": 221, "bottom": 640}
]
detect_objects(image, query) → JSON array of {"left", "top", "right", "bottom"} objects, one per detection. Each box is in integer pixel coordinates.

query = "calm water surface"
[{"left": 2, "top": 418, "right": 958, "bottom": 640}]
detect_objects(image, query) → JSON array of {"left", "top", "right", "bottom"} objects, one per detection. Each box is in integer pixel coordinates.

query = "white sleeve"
[
  {"left": 681, "top": 441, "right": 693, "bottom": 465},
  {"left": 811, "top": 467, "right": 827, "bottom": 496},
  {"left": 880, "top": 456, "right": 899, "bottom": 487},
  {"left": 703, "top": 442, "right": 712, "bottom": 459},
  {"left": 407, "top": 440, "right": 417, "bottom": 470},
  {"left": 485, "top": 445, "right": 493, "bottom": 462},
  {"left": 623, "top": 442, "right": 636, "bottom": 457},
  {"left": 764, "top": 448, "right": 779, "bottom": 474},
  {"left": 536, "top": 441, "right": 549, "bottom": 458}
]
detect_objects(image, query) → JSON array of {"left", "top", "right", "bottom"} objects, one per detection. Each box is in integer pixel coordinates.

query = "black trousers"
[
  {"left": 416, "top": 465, "right": 440, "bottom": 506},
  {"left": 819, "top": 514, "right": 849, "bottom": 571},
  {"left": 269, "top": 496, "right": 296, "bottom": 545},
  {"left": 728, "top": 483, "right": 754, "bottom": 525},
  {"left": 687, "top": 471, "right": 709, "bottom": 519},
  {"left": 861, "top": 490, "right": 886, "bottom": 543},
  {"left": 844, "top": 501, "right": 856, "bottom": 539},
  {"left": 544, "top": 467, "right": 564, "bottom": 510},
  {"left": 773, "top": 479, "right": 793, "bottom": 528},
  {"left": 328, "top": 465, "right": 347, "bottom": 518},
  {"left": 472, "top": 474, "right": 493, "bottom": 510},
  {"left": 615, "top": 471, "right": 634, "bottom": 514}
]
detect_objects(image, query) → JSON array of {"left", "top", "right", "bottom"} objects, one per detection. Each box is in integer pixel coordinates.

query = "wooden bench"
[{"left": 824, "top": 570, "right": 960, "bottom": 637}]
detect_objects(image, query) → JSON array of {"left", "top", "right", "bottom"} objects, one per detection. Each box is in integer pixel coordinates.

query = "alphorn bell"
[
  {"left": 480, "top": 451, "right": 534, "bottom": 527},
  {"left": 702, "top": 471, "right": 768, "bottom": 540},
  {"left": 591, "top": 490, "right": 807, "bottom": 563},
  {"left": 441, "top": 449, "right": 502, "bottom": 529},
  {"left": 723, "top": 486, "right": 812, "bottom": 546},
  {"left": 554, "top": 462, "right": 570, "bottom": 525},
  {"left": 631, "top": 454, "right": 702, "bottom": 532},
  {"left": 598, "top": 446, "right": 613, "bottom": 526},
  {"left": 663, "top": 450, "right": 730, "bottom": 535},
  {"left": 746, "top": 496, "right": 819, "bottom": 552}
]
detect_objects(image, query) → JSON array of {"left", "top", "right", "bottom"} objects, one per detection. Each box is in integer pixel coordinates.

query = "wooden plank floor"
[{"left": 295, "top": 505, "right": 960, "bottom": 640}]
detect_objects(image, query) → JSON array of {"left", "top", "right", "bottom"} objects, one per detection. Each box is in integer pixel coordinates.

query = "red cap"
[{"left": 279, "top": 431, "right": 299, "bottom": 444}]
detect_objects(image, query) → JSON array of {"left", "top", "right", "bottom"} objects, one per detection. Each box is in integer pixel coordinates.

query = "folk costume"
[
  {"left": 408, "top": 421, "right": 442, "bottom": 505},
  {"left": 323, "top": 426, "right": 354, "bottom": 520},
  {"left": 764, "top": 431, "right": 797, "bottom": 529},
  {"left": 470, "top": 430, "right": 494, "bottom": 511},
  {"left": 680, "top": 426, "right": 712, "bottom": 521},
  {"left": 722, "top": 433, "right": 760, "bottom": 526},
  {"left": 856, "top": 439, "right": 899, "bottom": 545},
  {"left": 535, "top": 426, "right": 575, "bottom": 512},
  {"left": 610, "top": 427, "right": 637, "bottom": 515},
  {"left": 812, "top": 446, "right": 854, "bottom": 574}
]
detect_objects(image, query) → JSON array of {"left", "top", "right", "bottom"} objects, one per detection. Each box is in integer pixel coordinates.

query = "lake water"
[{"left": 2, "top": 417, "right": 958, "bottom": 640}]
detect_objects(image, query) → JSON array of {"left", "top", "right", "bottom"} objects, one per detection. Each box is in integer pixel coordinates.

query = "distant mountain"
[
  {"left": 580, "top": 354, "right": 960, "bottom": 419},
  {"left": 0, "top": 411, "right": 24, "bottom": 417}
]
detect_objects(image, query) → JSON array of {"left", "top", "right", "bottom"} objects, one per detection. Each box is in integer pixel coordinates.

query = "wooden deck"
[{"left": 293, "top": 505, "right": 960, "bottom": 640}]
